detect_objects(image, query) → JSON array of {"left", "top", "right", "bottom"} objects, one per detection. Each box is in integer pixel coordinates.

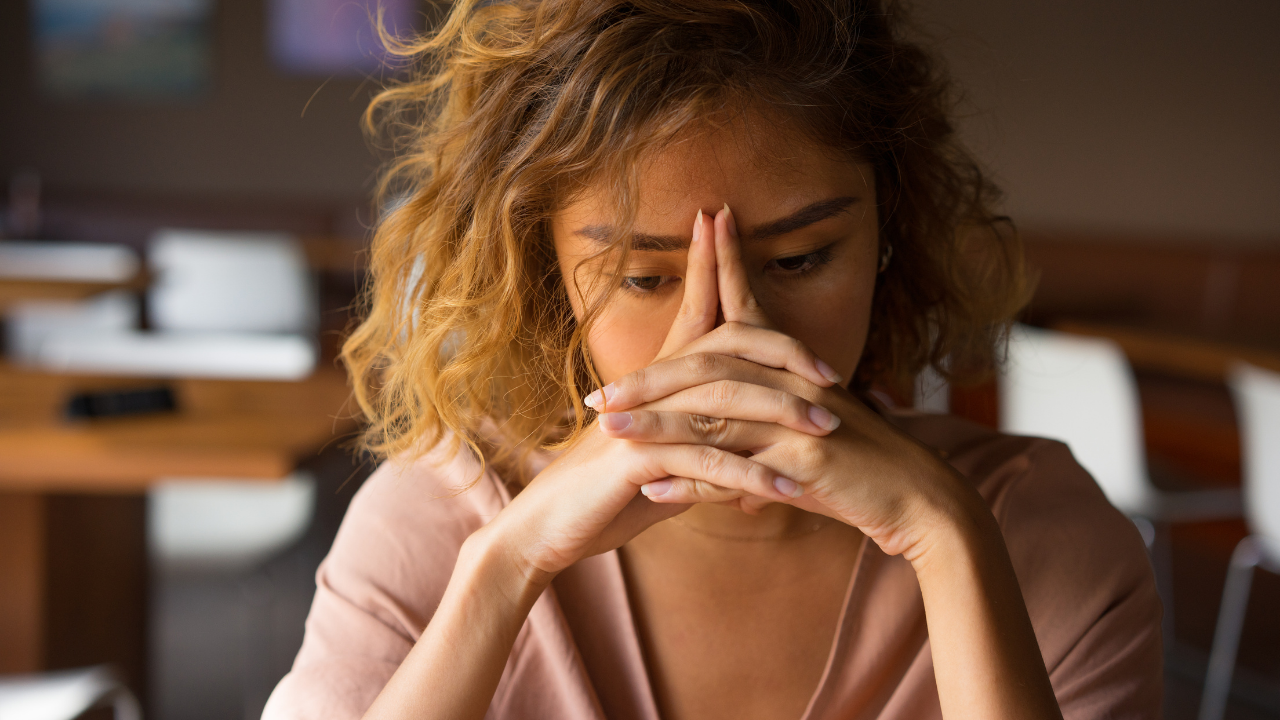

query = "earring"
[{"left": 878, "top": 244, "right": 893, "bottom": 273}]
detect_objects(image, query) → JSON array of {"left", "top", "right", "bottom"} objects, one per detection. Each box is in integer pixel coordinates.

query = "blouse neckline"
[{"left": 587, "top": 530, "right": 872, "bottom": 720}]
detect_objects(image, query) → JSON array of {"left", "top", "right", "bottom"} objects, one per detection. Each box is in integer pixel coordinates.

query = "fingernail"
[
  {"left": 773, "top": 476, "right": 803, "bottom": 498},
  {"left": 814, "top": 358, "right": 843, "bottom": 384},
  {"left": 693, "top": 209, "right": 703, "bottom": 243},
  {"left": 584, "top": 383, "right": 615, "bottom": 410},
  {"left": 721, "top": 203, "right": 738, "bottom": 236},
  {"left": 599, "top": 412, "right": 632, "bottom": 432},
  {"left": 642, "top": 479, "right": 673, "bottom": 498},
  {"left": 808, "top": 405, "right": 841, "bottom": 432}
]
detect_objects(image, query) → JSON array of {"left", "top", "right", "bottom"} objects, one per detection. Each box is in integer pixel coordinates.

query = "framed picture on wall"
[
  {"left": 268, "top": 0, "right": 419, "bottom": 77},
  {"left": 31, "top": 0, "right": 213, "bottom": 100}
]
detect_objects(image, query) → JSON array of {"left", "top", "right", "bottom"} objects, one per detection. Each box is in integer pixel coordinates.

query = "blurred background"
[{"left": 0, "top": 0, "right": 1276, "bottom": 719}]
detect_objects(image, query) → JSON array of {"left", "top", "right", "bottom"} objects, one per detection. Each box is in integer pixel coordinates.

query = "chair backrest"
[
  {"left": 999, "top": 325, "right": 1151, "bottom": 514},
  {"left": 148, "top": 472, "right": 316, "bottom": 570},
  {"left": 1228, "top": 362, "right": 1280, "bottom": 556},
  {"left": 148, "top": 229, "right": 314, "bottom": 334}
]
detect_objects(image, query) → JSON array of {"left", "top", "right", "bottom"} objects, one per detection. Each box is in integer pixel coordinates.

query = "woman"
[{"left": 264, "top": 1, "right": 1162, "bottom": 718}]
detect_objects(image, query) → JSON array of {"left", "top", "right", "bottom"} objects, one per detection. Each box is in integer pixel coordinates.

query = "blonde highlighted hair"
[{"left": 342, "top": 0, "right": 1031, "bottom": 478}]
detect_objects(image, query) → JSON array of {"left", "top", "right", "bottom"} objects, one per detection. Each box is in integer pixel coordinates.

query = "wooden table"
[
  {"left": 1053, "top": 320, "right": 1280, "bottom": 384},
  {"left": 0, "top": 364, "right": 357, "bottom": 700},
  {"left": 0, "top": 276, "right": 148, "bottom": 313}
]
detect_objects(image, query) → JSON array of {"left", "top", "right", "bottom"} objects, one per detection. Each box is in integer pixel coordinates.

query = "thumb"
[
  {"left": 715, "top": 204, "right": 773, "bottom": 328},
  {"left": 656, "top": 209, "right": 718, "bottom": 359}
]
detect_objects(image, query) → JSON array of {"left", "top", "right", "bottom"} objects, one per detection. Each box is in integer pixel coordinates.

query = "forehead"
[{"left": 559, "top": 112, "right": 870, "bottom": 228}]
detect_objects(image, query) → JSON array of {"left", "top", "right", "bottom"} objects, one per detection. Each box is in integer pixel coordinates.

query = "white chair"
[
  {"left": 1198, "top": 362, "right": 1280, "bottom": 720},
  {"left": 0, "top": 666, "right": 141, "bottom": 720},
  {"left": 999, "top": 325, "right": 1242, "bottom": 644},
  {"left": 1001, "top": 325, "right": 1242, "bottom": 520},
  {"left": 148, "top": 472, "right": 316, "bottom": 571},
  {"left": 148, "top": 230, "right": 316, "bottom": 335},
  {"left": 143, "top": 232, "right": 321, "bottom": 715}
]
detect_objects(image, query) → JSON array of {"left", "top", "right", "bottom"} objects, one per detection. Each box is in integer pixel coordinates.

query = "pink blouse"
[{"left": 263, "top": 409, "right": 1163, "bottom": 719}]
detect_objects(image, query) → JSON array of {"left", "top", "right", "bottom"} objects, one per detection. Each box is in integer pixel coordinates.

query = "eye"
[
  {"left": 766, "top": 245, "right": 836, "bottom": 275},
  {"left": 621, "top": 275, "right": 676, "bottom": 293}
]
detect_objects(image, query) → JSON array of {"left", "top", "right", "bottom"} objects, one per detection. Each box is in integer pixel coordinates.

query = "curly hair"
[{"left": 341, "top": 0, "right": 1032, "bottom": 479}]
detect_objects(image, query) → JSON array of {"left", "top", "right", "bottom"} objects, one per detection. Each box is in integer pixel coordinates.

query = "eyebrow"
[{"left": 574, "top": 196, "right": 860, "bottom": 252}]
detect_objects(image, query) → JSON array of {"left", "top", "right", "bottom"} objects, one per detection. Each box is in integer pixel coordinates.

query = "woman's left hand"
[
  {"left": 593, "top": 205, "right": 986, "bottom": 563},
  {"left": 596, "top": 206, "right": 1064, "bottom": 720}
]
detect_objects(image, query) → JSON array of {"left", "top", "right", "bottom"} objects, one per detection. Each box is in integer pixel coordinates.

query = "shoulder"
[
  {"left": 889, "top": 410, "right": 1162, "bottom": 712},
  {"left": 889, "top": 409, "right": 1154, "bottom": 602},
  {"left": 263, "top": 437, "right": 516, "bottom": 719},
  {"left": 888, "top": 408, "right": 1140, "bottom": 552},
  {"left": 324, "top": 437, "right": 512, "bottom": 632}
]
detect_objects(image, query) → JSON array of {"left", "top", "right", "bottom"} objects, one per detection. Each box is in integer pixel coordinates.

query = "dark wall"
[
  {"left": 915, "top": 0, "right": 1280, "bottom": 241},
  {"left": 4, "top": 0, "right": 1278, "bottom": 242},
  {"left": 0, "top": 0, "right": 385, "bottom": 203}
]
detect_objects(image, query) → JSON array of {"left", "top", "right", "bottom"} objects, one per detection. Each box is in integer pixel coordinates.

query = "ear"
[
  {"left": 715, "top": 204, "right": 774, "bottom": 328},
  {"left": 655, "top": 209, "right": 719, "bottom": 359}
]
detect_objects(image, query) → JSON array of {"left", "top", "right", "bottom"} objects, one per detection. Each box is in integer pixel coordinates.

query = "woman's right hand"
[{"left": 475, "top": 209, "right": 838, "bottom": 584}]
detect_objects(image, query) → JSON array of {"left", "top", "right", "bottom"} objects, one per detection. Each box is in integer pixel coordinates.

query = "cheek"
[
  {"left": 765, "top": 264, "right": 877, "bottom": 379},
  {"left": 554, "top": 240, "right": 680, "bottom": 386},
  {"left": 586, "top": 299, "right": 674, "bottom": 384}
]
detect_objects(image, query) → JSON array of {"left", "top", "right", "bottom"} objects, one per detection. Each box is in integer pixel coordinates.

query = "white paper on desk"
[
  {"left": 0, "top": 241, "right": 140, "bottom": 282},
  {"left": 32, "top": 331, "right": 317, "bottom": 380}
]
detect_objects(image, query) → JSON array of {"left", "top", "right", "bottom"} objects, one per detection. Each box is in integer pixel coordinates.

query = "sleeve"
[
  {"left": 261, "top": 452, "right": 500, "bottom": 720},
  {"left": 993, "top": 439, "right": 1164, "bottom": 720}
]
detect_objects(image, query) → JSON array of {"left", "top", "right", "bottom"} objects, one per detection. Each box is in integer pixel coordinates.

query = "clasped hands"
[{"left": 495, "top": 205, "right": 974, "bottom": 581}]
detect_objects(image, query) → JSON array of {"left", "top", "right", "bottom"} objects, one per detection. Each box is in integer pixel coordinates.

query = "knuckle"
[
  {"left": 687, "top": 479, "right": 718, "bottom": 500},
  {"left": 788, "top": 336, "right": 814, "bottom": 361},
  {"left": 695, "top": 444, "right": 728, "bottom": 478},
  {"left": 792, "top": 435, "right": 827, "bottom": 472},
  {"left": 633, "top": 410, "right": 658, "bottom": 436},
  {"left": 706, "top": 380, "right": 738, "bottom": 411},
  {"left": 626, "top": 367, "right": 649, "bottom": 395},
  {"left": 689, "top": 413, "right": 729, "bottom": 444},
  {"left": 684, "top": 352, "right": 722, "bottom": 379},
  {"left": 692, "top": 479, "right": 739, "bottom": 502}
]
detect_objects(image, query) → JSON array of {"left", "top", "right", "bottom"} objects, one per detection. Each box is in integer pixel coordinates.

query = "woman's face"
[{"left": 552, "top": 120, "right": 880, "bottom": 386}]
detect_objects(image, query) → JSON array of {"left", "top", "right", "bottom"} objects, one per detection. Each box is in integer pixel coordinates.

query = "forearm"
[
  {"left": 912, "top": 493, "right": 1063, "bottom": 720},
  {"left": 362, "top": 526, "right": 549, "bottom": 720}
]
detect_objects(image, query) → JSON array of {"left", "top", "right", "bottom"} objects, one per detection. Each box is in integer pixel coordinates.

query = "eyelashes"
[
  {"left": 620, "top": 275, "right": 678, "bottom": 293},
  {"left": 765, "top": 244, "right": 836, "bottom": 276},
  {"left": 619, "top": 243, "right": 838, "bottom": 296}
]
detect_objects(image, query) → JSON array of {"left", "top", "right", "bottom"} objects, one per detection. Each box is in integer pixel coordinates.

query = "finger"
[
  {"left": 587, "top": 352, "right": 828, "bottom": 416},
  {"left": 656, "top": 209, "right": 718, "bottom": 360},
  {"left": 639, "top": 476, "right": 750, "bottom": 504},
  {"left": 585, "top": 491, "right": 692, "bottom": 555},
  {"left": 669, "top": 322, "right": 843, "bottom": 387},
  {"left": 716, "top": 203, "right": 772, "bottom": 328},
  {"left": 599, "top": 384, "right": 840, "bottom": 441},
  {"left": 638, "top": 443, "right": 804, "bottom": 502},
  {"left": 601, "top": 410, "right": 775, "bottom": 450},
  {"left": 585, "top": 327, "right": 840, "bottom": 411}
]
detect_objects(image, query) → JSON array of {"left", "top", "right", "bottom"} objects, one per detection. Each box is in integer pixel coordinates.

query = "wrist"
[
  {"left": 903, "top": 474, "right": 1002, "bottom": 579},
  {"left": 458, "top": 523, "right": 554, "bottom": 612}
]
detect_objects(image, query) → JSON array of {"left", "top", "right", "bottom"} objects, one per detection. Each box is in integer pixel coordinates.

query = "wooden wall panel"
[{"left": 0, "top": 493, "right": 46, "bottom": 673}]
